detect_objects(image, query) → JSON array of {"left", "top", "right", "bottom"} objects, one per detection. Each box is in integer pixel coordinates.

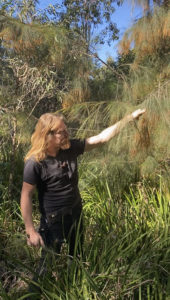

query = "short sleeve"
[
  {"left": 70, "top": 139, "right": 85, "bottom": 156},
  {"left": 23, "top": 159, "right": 41, "bottom": 185}
]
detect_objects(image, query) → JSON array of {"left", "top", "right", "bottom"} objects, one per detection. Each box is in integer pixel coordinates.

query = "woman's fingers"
[
  {"left": 132, "top": 108, "right": 146, "bottom": 119},
  {"left": 27, "top": 238, "right": 31, "bottom": 246},
  {"left": 40, "top": 236, "right": 45, "bottom": 248},
  {"left": 27, "top": 232, "right": 45, "bottom": 248}
]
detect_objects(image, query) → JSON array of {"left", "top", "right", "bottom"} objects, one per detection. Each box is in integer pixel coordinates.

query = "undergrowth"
[{"left": 0, "top": 178, "right": 169, "bottom": 299}]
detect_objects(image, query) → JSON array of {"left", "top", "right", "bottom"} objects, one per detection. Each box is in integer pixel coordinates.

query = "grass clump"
[{"left": 0, "top": 178, "right": 169, "bottom": 299}]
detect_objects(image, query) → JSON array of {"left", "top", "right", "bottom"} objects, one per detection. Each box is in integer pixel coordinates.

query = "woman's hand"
[
  {"left": 27, "top": 230, "right": 45, "bottom": 248},
  {"left": 132, "top": 108, "right": 146, "bottom": 120}
]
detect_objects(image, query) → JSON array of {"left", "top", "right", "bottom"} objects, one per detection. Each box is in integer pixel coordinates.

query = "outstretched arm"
[
  {"left": 20, "top": 182, "right": 44, "bottom": 248},
  {"left": 85, "top": 109, "right": 146, "bottom": 151}
]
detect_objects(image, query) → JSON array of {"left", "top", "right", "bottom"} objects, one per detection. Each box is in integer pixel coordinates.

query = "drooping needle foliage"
[{"left": 0, "top": 0, "right": 169, "bottom": 298}]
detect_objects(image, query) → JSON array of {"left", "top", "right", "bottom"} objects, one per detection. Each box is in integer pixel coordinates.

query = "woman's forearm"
[
  {"left": 85, "top": 109, "right": 145, "bottom": 151},
  {"left": 98, "top": 114, "right": 133, "bottom": 143},
  {"left": 20, "top": 184, "right": 36, "bottom": 234},
  {"left": 20, "top": 182, "right": 44, "bottom": 247}
]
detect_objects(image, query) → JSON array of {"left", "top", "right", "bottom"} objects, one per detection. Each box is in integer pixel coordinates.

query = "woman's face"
[{"left": 47, "top": 120, "right": 70, "bottom": 150}]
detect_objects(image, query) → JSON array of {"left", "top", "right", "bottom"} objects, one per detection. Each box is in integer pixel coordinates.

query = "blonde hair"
[{"left": 25, "top": 113, "right": 66, "bottom": 162}]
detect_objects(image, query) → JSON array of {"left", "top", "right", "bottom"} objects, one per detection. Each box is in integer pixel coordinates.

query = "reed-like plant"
[{"left": 0, "top": 176, "right": 169, "bottom": 299}]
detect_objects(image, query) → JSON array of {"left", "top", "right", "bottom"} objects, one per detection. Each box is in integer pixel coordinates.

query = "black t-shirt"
[{"left": 23, "top": 139, "right": 85, "bottom": 215}]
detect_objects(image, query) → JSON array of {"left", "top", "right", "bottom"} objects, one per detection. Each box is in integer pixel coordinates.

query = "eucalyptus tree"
[
  {"left": 0, "top": 0, "right": 38, "bottom": 23},
  {"left": 60, "top": 0, "right": 119, "bottom": 48},
  {"left": 40, "top": 0, "right": 119, "bottom": 56}
]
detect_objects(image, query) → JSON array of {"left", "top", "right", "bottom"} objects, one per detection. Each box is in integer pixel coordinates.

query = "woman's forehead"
[{"left": 52, "top": 120, "right": 67, "bottom": 130}]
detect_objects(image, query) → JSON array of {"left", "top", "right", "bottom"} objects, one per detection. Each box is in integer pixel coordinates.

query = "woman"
[{"left": 21, "top": 109, "right": 145, "bottom": 294}]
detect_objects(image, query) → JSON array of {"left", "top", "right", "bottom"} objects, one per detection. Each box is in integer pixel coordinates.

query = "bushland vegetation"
[{"left": 0, "top": 0, "right": 169, "bottom": 299}]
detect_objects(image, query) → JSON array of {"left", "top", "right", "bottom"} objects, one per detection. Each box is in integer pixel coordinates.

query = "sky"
[{"left": 37, "top": 0, "right": 143, "bottom": 62}]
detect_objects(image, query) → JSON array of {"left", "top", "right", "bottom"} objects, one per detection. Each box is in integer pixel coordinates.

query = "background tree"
[
  {"left": 0, "top": 0, "right": 38, "bottom": 23},
  {"left": 0, "top": 11, "right": 90, "bottom": 200},
  {"left": 127, "top": 0, "right": 169, "bottom": 15},
  {"left": 61, "top": 3, "right": 170, "bottom": 189},
  {"left": 119, "top": 7, "right": 170, "bottom": 64},
  {"left": 40, "top": 0, "right": 119, "bottom": 54}
]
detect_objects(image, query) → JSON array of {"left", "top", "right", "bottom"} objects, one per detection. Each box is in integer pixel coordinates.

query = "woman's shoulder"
[
  {"left": 24, "top": 156, "right": 42, "bottom": 168},
  {"left": 69, "top": 139, "right": 85, "bottom": 156}
]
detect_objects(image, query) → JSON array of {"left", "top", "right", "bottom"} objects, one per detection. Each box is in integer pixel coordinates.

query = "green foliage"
[
  {"left": 0, "top": 12, "right": 91, "bottom": 201},
  {"left": 63, "top": 75, "right": 170, "bottom": 189},
  {"left": 0, "top": 2, "right": 169, "bottom": 299},
  {"left": 0, "top": 180, "right": 169, "bottom": 299},
  {"left": 0, "top": 0, "right": 38, "bottom": 23},
  {"left": 88, "top": 52, "right": 136, "bottom": 102}
]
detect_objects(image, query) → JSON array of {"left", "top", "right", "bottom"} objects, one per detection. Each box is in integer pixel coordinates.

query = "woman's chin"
[{"left": 60, "top": 140, "right": 71, "bottom": 150}]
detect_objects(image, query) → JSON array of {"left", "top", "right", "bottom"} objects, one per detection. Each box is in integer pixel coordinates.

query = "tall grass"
[{"left": 0, "top": 176, "right": 169, "bottom": 299}]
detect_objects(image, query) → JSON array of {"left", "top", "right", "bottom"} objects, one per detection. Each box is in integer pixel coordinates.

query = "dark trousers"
[
  {"left": 40, "top": 204, "right": 83, "bottom": 257},
  {"left": 27, "top": 205, "right": 83, "bottom": 298}
]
